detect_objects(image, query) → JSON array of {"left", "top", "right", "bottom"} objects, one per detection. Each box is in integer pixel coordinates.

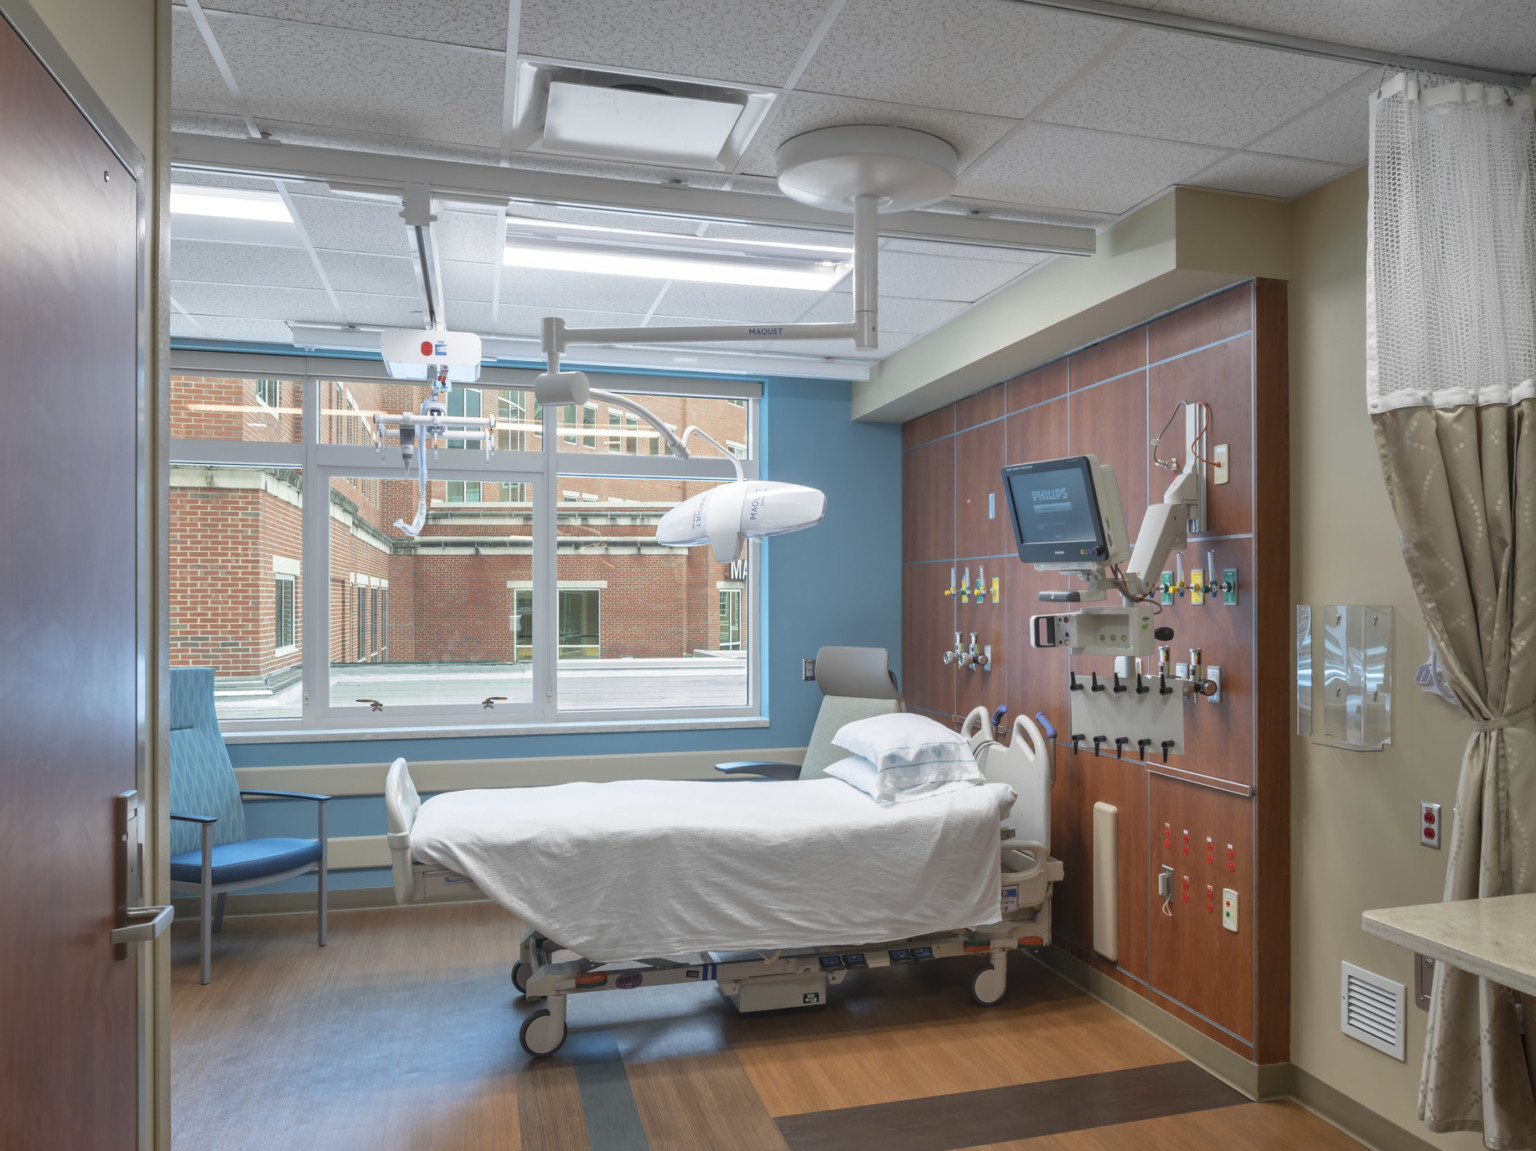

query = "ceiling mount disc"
[{"left": 776, "top": 126, "right": 958, "bottom": 214}]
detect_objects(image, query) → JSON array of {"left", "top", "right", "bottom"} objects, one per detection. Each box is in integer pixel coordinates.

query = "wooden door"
[{"left": 0, "top": 14, "right": 144, "bottom": 1150}]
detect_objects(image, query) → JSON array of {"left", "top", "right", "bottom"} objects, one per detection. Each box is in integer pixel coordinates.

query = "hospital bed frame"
[{"left": 384, "top": 708, "right": 1062, "bottom": 1058}]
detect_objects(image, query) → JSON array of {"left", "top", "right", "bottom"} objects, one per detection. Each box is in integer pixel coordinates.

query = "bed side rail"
[{"left": 385, "top": 757, "right": 421, "bottom": 905}]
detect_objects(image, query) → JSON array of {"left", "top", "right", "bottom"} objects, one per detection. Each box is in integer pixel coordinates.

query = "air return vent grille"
[{"left": 1341, "top": 961, "right": 1405, "bottom": 1060}]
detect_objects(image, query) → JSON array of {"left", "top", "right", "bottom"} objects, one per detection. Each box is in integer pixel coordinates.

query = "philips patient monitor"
[{"left": 1002, "top": 454, "right": 1130, "bottom": 571}]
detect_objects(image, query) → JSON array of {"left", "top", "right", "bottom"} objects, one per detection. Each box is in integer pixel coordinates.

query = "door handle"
[{"left": 111, "top": 904, "right": 174, "bottom": 946}]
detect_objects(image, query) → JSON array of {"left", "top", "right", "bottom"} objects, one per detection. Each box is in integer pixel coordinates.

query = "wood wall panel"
[
  {"left": 1147, "top": 335, "right": 1255, "bottom": 538},
  {"left": 1148, "top": 283, "right": 1251, "bottom": 363},
  {"left": 1069, "top": 371, "right": 1150, "bottom": 535},
  {"left": 901, "top": 280, "right": 1287, "bottom": 1065},
  {"left": 902, "top": 435, "right": 954, "bottom": 564},
  {"left": 956, "top": 382, "right": 1003, "bottom": 430},
  {"left": 1007, "top": 358, "right": 1068, "bottom": 412},
  {"left": 1149, "top": 774, "right": 1255, "bottom": 1045},
  {"left": 902, "top": 562, "right": 956, "bottom": 718},
  {"left": 955, "top": 419, "right": 1010, "bottom": 560},
  {"left": 1069, "top": 327, "right": 1146, "bottom": 390}
]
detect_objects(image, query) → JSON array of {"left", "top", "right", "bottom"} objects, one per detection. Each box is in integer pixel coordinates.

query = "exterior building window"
[
  {"left": 514, "top": 589, "right": 533, "bottom": 662},
  {"left": 558, "top": 589, "right": 600, "bottom": 659},
  {"left": 718, "top": 586, "right": 742, "bottom": 651},
  {"left": 446, "top": 480, "right": 482, "bottom": 503},
  {"left": 356, "top": 584, "right": 368, "bottom": 664},
  {"left": 255, "top": 378, "right": 281, "bottom": 410},
  {"left": 275, "top": 574, "right": 296, "bottom": 651}
]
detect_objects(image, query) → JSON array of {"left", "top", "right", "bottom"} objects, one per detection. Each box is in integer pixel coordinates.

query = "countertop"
[{"left": 1363, "top": 893, "right": 1536, "bottom": 996}]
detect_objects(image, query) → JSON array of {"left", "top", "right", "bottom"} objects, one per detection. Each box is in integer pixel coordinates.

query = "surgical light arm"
[{"left": 372, "top": 367, "right": 497, "bottom": 537}]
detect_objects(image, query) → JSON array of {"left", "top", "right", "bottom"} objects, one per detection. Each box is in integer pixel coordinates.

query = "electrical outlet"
[
  {"left": 802, "top": 658, "right": 816, "bottom": 681},
  {"left": 1221, "top": 888, "right": 1238, "bottom": 932},
  {"left": 1158, "top": 864, "right": 1175, "bottom": 901},
  {"left": 1213, "top": 444, "right": 1230, "bottom": 485},
  {"left": 1421, "top": 801, "right": 1442, "bottom": 849}
]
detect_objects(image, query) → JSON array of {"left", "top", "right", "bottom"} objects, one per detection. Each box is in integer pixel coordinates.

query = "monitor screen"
[{"left": 1002, "top": 457, "right": 1109, "bottom": 564}]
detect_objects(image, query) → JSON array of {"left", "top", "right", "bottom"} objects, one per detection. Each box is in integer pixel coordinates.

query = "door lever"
[{"left": 112, "top": 904, "right": 174, "bottom": 946}]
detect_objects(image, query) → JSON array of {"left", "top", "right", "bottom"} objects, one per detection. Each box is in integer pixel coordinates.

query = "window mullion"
[{"left": 301, "top": 375, "right": 326, "bottom": 728}]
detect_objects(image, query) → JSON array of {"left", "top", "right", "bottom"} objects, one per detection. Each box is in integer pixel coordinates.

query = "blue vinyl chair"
[{"left": 169, "top": 667, "right": 329, "bottom": 984}]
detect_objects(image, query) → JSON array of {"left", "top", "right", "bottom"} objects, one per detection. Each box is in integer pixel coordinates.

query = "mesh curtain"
[{"left": 1368, "top": 74, "right": 1536, "bottom": 1150}]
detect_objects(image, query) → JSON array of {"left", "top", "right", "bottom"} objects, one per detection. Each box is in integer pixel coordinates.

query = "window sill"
[{"left": 222, "top": 714, "right": 770, "bottom": 744}]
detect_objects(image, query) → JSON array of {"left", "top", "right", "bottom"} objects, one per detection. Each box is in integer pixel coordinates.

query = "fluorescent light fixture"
[
  {"left": 170, "top": 185, "right": 292, "bottom": 223},
  {"left": 543, "top": 81, "right": 745, "bottom": 166},
  {"left": 503, "top": 217, "right": 851, "bottom": 291}
]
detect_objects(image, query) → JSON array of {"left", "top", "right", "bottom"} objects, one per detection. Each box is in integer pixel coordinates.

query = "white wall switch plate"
[
  {"left": 1221, "top": 887, "right": 1238, "bottom": 932},
  {"left": 1213, "top": 444, "right": 1230, "bottom": 485}
]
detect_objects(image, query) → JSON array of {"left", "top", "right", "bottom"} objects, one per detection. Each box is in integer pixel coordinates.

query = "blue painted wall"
[{"left": 210, "top": 375, "right": 902, "bottom": 892}]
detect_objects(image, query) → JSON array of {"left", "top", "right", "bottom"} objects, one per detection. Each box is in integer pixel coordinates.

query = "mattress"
[{"left": 410, "top": 777, "right": 1011, "bottom": 962}]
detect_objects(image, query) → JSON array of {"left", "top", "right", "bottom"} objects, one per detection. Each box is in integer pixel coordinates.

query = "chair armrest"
[
  {"left": 715, "top": 761, "right": 801, "bottom": 781},
  {"left": 170, "top": 812, "right": 218, "bottom": 824},
  {"left": 240, "top": 789, "right": 331, "bottom": 803}
]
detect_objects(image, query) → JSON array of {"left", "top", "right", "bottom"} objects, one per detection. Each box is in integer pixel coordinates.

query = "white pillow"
[
  {"left": 833, "top": 712, "right": 979, "bottom": 775},
  {"left": 824, "top": 754, "right": 982, "bottom": 805}
]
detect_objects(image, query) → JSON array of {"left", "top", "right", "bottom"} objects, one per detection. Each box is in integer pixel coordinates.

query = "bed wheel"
[
  {"left": 512, "top": 961, "right": 529, "bottom": 993},
  {"left": 519, "top": 1008, "right": 567, "bottom": 1058},
  {"left": 970, "top": 961, "right": 1008, "bottom": 1007}
]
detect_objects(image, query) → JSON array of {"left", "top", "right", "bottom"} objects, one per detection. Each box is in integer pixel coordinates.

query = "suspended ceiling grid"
[{"left": 168, "top": 0, "right": 1536, "bottom": 369}]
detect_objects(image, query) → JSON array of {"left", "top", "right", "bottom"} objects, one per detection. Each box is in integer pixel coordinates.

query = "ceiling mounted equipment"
[
  {"left": 506, "top": 59, "right": 776, "bottom": 170},
  {"left": 519, "top": 127, "right": 959, "bottom": 561}
]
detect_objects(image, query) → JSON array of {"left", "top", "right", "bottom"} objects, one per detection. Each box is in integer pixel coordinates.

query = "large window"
[{"left": 169, "top": 356, "right": 757, "bottom": 731}]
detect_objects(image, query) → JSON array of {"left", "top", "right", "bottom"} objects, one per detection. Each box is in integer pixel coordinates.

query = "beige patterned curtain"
[{"left": 1369, "top": 75, "right": 1536, "bottom": 1149}]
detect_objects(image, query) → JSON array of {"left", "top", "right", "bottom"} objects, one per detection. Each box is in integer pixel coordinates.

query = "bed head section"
[
  {"left": 962, "top": 707, "right": 1052, "bottom": 853},
  {"left": 385, "top": 757, "right": 420, "bottom": 904}
]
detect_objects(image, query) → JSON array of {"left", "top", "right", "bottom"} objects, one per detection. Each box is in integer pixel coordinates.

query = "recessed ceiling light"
[
  {"left": 543, "top": 81, "right": 744, "bottom": 167},
  {"left": 170, "top": 185, "right": 292, "bottom": 223},
  {"left": 503, "top": 217, "right": 852, "bottom": 291}
]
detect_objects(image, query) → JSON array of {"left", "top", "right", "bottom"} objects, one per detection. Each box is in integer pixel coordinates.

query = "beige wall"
[
  {"left": 1288, "top": 166, "right": 1481, "bottom": 1149},
  {"left": 30, "top": 0, "right": 157, "bottom": 159}
]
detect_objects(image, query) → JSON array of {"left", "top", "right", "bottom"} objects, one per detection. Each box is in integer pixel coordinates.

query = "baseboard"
[
  {"left": 1029, "top": 948, "right": 1437, "bottom": 1151},
  {"left": 1028, "top": 946, "right": 1276, "bottom": 1100},
  {"left": 1289, "top": 1067, "right": 1439, "bottom": 1151},
  {"left": 171, "top": 884, "right": 481, "bottom": 920}
]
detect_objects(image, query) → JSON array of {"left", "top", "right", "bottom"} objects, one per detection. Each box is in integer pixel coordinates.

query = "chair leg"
[
  {"left": 317, "top": 801, "right": 328, "bottom": 948},
  {"left": 200, "top": 822, "right": 214, "bottom": 985},
  {"left": 212, "top": 892, "right": 227, "bottom": 934}
]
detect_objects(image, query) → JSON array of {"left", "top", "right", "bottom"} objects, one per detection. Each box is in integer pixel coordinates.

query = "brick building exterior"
[{"left": 169, "top": 374, "right": 748, "bottom": 694}]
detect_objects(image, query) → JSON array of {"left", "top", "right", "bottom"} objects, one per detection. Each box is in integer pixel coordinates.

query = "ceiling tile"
[
  {"left": 795, "top": 292, "right": 967, "bottom": 332},
  {"left": 170, "top": 111, "right": 249, "bottom": 139},
  {"left": 289, "top": 194, "right": 412, "bottom": 257},
  {"left": 172, "top": 239, "right": 322, "bottom": 289},
  {"left": 435, "top": 209, "right": 503, "bottom": 264},
  {"left": 1191, "top": 151, "right": 1349, "bottom": 199},
  {"left": 695, "top": 221, "right": 851, "bottom": 248},
  {"left": 1248, "top": 72, "right": 1378, "bottom": 166},
  {"left": 1405, "top": 0, "right": 1536, "bottom": 75},
  {"left": 442, "top": 259, "right": 495, "bottom": 302},
  {"left": 883, "top": 237, "right": 1060, "bottom": 265},
  {"left": 203, "top": 0, "right": 512, "bottom": 50},
  {"left": 214, "top": 19, "right": 504, "bottom": 148},
  {"left": 796, "top": 0, "right": 1122, "bottom": 117},
  {"left": 316, "top": 251, "right": 418, "bottom": 296},
  {"left": 172, "top": 9, "right": 242, "bottom": 116},
  {"left": 508, "top": 203, "right": 705, "bottom": 236},
  {"left": 499, "top": 267, "right": 662, "bottom": 313},
  {"left": 172, "top": 280, "right": 340, "bottom": 323},
  {"left": 170, "top": 168, "right": 280, "bottom": 193},
  {"left": 735, "top": 91, "right": 1017, "bottom": 179},
  {"left": 1039, "top": 28, "right": 1367, "bottom": 148},
  {"left": 443, "top": 301, "right": 493, "bottom": 332},
  {"left": 174, "top": 315, "right": 298, "bottom": 345},
  {"left": 494, "top": 304, "right": 648, "bottom": 338},
  {"left": 334, "top": 292, "right": 426, "bottom": 327},
  {"left": 958, "top": 122, "right": 1225, "bottom": 214},
  {"left": 518, "top": 0, "right": 832, "bottom": 86},
  {"left": 1151, "top": 0, "right": 1483, "bottom": 54},
  {"left": 652, "top": 283, "right": 831, "bottom": 324}
]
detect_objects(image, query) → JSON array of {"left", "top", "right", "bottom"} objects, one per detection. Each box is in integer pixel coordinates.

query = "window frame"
[{"left": 169, "top": 351, "right": 762, "bottom": 739}]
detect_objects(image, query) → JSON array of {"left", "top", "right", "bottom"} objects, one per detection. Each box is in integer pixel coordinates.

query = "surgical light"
[
  {"left": 503, "top": 218, "right": 851, "bottom": 291},
  {"left": 169, "top": 185, "right": 292, "bottom": 223},
  {"left": 657, "top": 481, "right": 827, "bottom": 563}
]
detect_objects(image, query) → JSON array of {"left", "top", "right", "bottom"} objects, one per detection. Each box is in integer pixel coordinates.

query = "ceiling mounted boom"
[{"left": 1008, "top": 0, "right": 1534, "bottom": 89}]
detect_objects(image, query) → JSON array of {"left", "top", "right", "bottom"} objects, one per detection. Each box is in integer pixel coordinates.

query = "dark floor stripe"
[
  {"left": 774, "top": 1061, "right": 1245, "bottom": 1151},
  {"left": 568, "top": 1030, "right": 651, "bottom": 1151}
]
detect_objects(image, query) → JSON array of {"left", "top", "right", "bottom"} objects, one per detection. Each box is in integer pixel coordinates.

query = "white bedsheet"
[{"left": 410, "top": 777, "right": 1009, "bottom": 962}]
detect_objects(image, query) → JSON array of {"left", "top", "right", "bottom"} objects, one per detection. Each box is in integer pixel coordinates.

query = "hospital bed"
[{"left": 385, "top": 705, "right": 1062, "bottom": 1058}]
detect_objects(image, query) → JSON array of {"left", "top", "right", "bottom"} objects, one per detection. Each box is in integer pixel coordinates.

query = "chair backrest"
[
  {"left": 168, "top": 668, "right": 247, "bottom": 855},
  {"left": 798, "top": 646, "right": 904, "bottom": 780}
]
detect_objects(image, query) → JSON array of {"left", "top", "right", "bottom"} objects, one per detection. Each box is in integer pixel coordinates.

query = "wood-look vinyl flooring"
[{"left": 170, "top": 903, "right": 1365, "bottom": 1151}]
